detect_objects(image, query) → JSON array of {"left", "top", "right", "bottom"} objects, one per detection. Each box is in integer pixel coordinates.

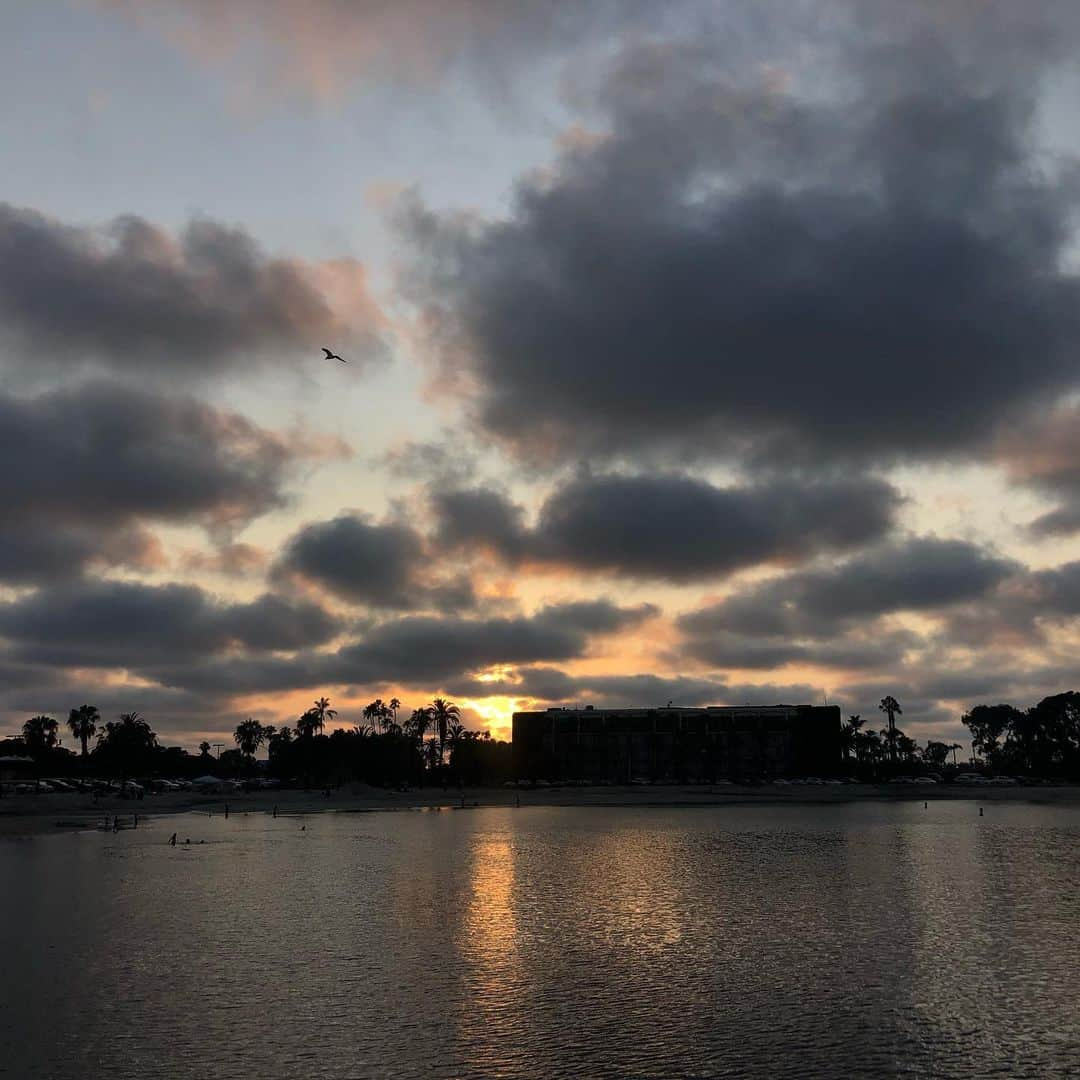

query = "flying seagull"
[{"left": 322, "top": 347, "right": 346, "bottom": 363}]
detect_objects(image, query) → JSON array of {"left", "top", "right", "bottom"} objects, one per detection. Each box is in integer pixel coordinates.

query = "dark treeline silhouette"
[
  {"left": 264, "top": 697, "right": 508, "bottom": 788},
  {"left": 840, "top": 691, "right": 1080, "bottom": 780},
  {"left": 1, "top": 696, "right": 512, "bottom": 789},
  {"left": 6, "top": 690, "right": 1078, "bottom": 789},
  {"left": 962, "top": 692, "right": 1080, "bottom": 777}
]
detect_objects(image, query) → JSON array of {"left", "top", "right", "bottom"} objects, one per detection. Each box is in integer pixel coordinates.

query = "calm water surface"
[{"left": 2, "top": 801, "right": 1079, "bottom": 1079}]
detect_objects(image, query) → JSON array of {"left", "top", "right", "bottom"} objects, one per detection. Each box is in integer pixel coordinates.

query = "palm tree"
[
  {"left": 234, "top": 718, "right": 270, "bottom": 761},
  {"left": 267, "top": 726, "right": 292, "bottom": 767},
  {"left": 67, "top": 704, "right": 100, "bottom": 757},
  {"left": 295, "top": 709, "right": 321, "bottom": 739},
  {"left": 447, "top": 719, "right": 466, "bottom": 776},
  {"left": 840, "top": 714, "right": 863, "bottom": 763},
  {"left": 949, "top": 742, "right": 963, "bottom": 767},
  {"left": 97, "top": 713, "right": 156, "bottom": 778},
  {"left": 389, "top": 698, "right": 401, "bottom": 727},
  {"left": 363, "top": 699, "right": 384, "bottom": 734},
  {"left": 311, "top": 697, "right": 336, "bottom": 735},
  {"left": 22, "top": 715, "right": 59, "bottom": 757},
  {"left": 198, "top": 740, "right": 212, "bottom": 758},
  {"left": 879, "top": 696, "right": 902, "bottom": 764},
  {"left": 407, "top": 706, "right": 430, "bottom": 744},
  {"left": 896, "top": 733, "right": 917, "bottom": 764},
  {"left": 428, "top": 698, "right": 460, "bottom": 765}
]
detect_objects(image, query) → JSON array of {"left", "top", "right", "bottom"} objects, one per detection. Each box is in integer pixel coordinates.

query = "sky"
[{"left": 3, "top": 1, "right": 1080, "bottom": 752}]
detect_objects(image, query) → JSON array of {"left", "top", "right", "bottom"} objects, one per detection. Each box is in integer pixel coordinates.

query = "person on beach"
[{"left": 169, "top": 833, "right": 176, "bottom": 846}]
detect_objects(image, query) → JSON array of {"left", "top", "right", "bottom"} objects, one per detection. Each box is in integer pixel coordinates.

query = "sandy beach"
[{"left": 2, "top": 781, "right": 1078, "bottom": 838}]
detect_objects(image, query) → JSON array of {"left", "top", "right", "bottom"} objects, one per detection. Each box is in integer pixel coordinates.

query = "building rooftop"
[{"left": 529, "top": 704, "right": 832, "bottom": 716}]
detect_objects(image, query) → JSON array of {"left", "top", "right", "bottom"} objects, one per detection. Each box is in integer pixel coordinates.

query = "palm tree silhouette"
[
  {"left": 311, "top": 697, "right": 336, "bottom": 735},
  {"left": 295, "top": 709, "right": 320, "bottom": 739},
  {"left": 198, "top": 740, "right": 212, "bottom": 758},
  {"left": 234, "top": 718, "right": 269, "bottom": 762},
  {"left": 98, "top": 713, "right": 156, "bottom": 778},
  {"left": 428, "top": 698, "right": 460, "bottom": 765},
  {"left": 407, "top": 706, "right": 431, "bottom": 746},
  {"left": 22, "top": 715, "right": 59, "bottom": 756},
  {"left": 67, "top": 704, "right": 100, "bottom": 757},
  {"left": 879, "top": 696, "right": 902, "bottom": 764},
  {"left": 363, "top": 699, "right": 385, "bottom": 734}
]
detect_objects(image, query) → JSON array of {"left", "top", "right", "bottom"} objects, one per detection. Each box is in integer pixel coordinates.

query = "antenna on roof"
[{"left": 823, "top": 689, "right": 829, "bottom": 706}]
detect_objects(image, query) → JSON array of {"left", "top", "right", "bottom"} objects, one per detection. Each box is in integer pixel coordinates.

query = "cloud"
[
  {"left": 139, "top": 598, "right": 654, "bottom": 696},
  {"left": 323, "top": 600, "right": 652, "bottom": 685},
  {"left": 0, "top": 580, "right": 343, "bottom": 670},
  {"left": 276, "top": 513, "right": 474, "bottom": 610},
  {"left": 0, "top": 204, "right": 386, "bottom": 381},
  {"left": 535, "top": 600, "right": 658, "bottom": 635},
  {"left": 679, "top": 537, "right": 1018, "bottom": 640},
  {"left": 0, "top": 380, "right": 314, "bottom": 583},
  {"left": 673, "top": 537, "right": 1017, "bottom": 674},
  {"left": 399, "top": 22, "right": 1080, "bottom": 470},
  {"left": 434, "top": 472, "right": 901, "bottom": 581},
  {"left": 996, "top": 404, "right": 1080, "bottom": 536},
  {"left": 447, "top": 664, "right": 821, "bottom": 709},
  {"left": 675, "top": 630, "right": 918, "bottom": 673},
  {"left": 378, "top": 437, "right": 480, "bottom": 487},
  {"left": 216, "top": 593, "right": 343, "bottom": 653}
]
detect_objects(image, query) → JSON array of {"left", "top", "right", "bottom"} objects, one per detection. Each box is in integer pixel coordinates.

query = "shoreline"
[{"left": 3, "top": 782, "right": 1079, "bottom": 838}]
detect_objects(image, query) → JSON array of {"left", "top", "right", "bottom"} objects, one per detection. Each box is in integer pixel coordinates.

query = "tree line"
[
  {"left": 2, "top": 696, "right": 512, "bottom": 788},
  {"left": 840, "top": 692, "right": 1080, "bottom": 778},
  {"left": 7, "top": 689, "right": 1079, "bottom": 786}
]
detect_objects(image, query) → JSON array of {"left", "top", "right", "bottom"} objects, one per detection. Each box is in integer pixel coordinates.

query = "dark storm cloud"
[
  {"left": 276, "top": 513, "right": 474, "bottom": 611},
  {"left": 1028, "top": 562, "right": 1080, "bottom": 616},
  {"left": 216, "top": 594, "right": 343, "bottom": 653},
  {"left": 325, "top": 600, "right": 651, "bottom": 685},
  {"left": 927, "top": 558, "right": 1080, "bottom": 652},
  {"left": 0, "top": 204, "right": 385, "bottom": 379},
  {"left": 399, "top": 19, "right": 1080, "bottom": 469},
  {"left": 142, "top": 599, "right": 652, "bottom": 696},
  {"left": 0, "top": 380, "right": 311, "bottom": 583},
  {"left": 679, "top": 538, "right": 1018, "bottom": 640},
  {"left": 447, "top": 665, "right": 821, "bottom": 709},
  {"left": 535, "top": 600, "right": 658, "bottom": 635},
  {"left": 434, "top": 473, "right": 901, "bottom": 581},
  {"left": 433, "top": 488, "right": 529, "bottom": 561},
  {"left": 676, "top": 630, "right": 917, "bottom": 673},
  {"left": 0, "top": 580, "right": 342, "bottom": 669},
  {"left": 0, "top": 524, "right": 160, "bottom": 586}
]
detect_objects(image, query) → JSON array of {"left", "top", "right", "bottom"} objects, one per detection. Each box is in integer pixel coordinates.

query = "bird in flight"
[{"left": 322, "top": 347, "right": 346, "bottom": 363}]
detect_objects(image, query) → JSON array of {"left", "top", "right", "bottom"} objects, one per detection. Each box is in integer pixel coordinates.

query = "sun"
[{"left": 461, "top": 696, "right": 521, "bottom": 742}]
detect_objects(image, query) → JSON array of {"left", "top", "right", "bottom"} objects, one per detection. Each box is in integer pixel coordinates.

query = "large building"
[{"left": 512, "top": 704, "right": 841, "bottom": 782}]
